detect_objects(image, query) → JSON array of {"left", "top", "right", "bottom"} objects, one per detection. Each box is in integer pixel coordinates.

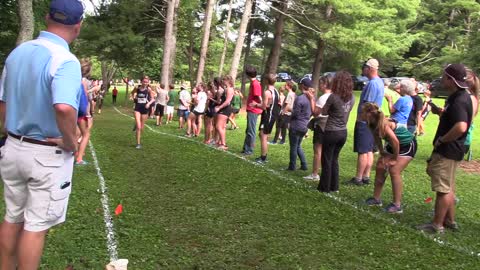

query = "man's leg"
[
  {"left": 433, "top": 192, "right": 453, "bottom": 228},
  {"left": 16, "top": 230, "right": 48, "bottom": 270},
  {"left": 364, "top": 151, "right": 374, "bottom": 178},
  {"left": 355, "top": 153, "right": 368, "bottom": 179},
  {"left": 0, "top": 221, "right": 23, "bottom": 270}
]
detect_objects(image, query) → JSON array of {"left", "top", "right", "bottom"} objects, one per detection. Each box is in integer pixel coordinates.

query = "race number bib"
[{"left": 137, "top": 97, "right": 147, "bottom": 104}]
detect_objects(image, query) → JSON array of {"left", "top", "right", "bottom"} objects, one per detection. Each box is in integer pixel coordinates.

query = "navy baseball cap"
[
  {"left": 49, "top": 0, "right": 85, "bottom": 25},
  {"left": 300, "top": 77, "right": 313, "bottom": 88}
]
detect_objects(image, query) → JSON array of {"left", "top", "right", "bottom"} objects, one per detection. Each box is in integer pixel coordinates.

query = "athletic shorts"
[
  {"left": 313, "top": 126, "right": 325, "bottom": 145},
  {"left": 259, "top": 111, "right": 277, "bottom": 135},
  {"left": 232, "top": 108, "right": 240, "bottom": 114},
  {"left": 166, "top": 105, "right": 174, "bottom": 115},
  {"left": 155, "top": 104, "right": 165, "bottom": 116},
  {"left": 77, "top": 116, "right": 88, "bottom": 123},
  {"left": 0, "top": 137, "right": 74, "bottom": 232},
  {"left": 177, "top": 109, "right": 189, "bottom": 119},
  {"left": 193, "top": 110, "right": 204, "bottom": 116},
  {"left": 385, "top": 139, "right": 417, "bottom": 158},
  {"left": 218, "top": 105, "right": 232, "bottom": 117},
  {"left": 353, "top": 121, "right": 374, "bottom": 154},
  {"left": 134, "top": 104, "right": 148, "bottom": 115},
  {"left": 427, "top": 152, "right": 459, "bottom": 194}
]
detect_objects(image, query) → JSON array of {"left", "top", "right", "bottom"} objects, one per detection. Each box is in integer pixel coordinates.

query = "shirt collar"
[{"left": 38, "top": 31, "right": 70, "bottom": 50}]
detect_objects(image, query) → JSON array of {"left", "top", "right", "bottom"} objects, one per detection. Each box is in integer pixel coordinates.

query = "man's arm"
[
  {"left": 49, "top": 104, "right": 78, "bottom": 152},
  {"left": 435, "top": 122, "right": 468, "bottom": 147},
  {"left": 0, "top": 101, "right": 6, "bottom": 134}
]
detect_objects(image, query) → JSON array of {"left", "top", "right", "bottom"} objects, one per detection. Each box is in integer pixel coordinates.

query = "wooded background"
[{"left": 2, "top": 0, "right": 480, "bottom": 91}]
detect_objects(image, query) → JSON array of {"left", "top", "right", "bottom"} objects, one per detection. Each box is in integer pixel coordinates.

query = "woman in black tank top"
[
  {"left": 133, "top": 76, "right": 155, "bottom": 149},
  {"left": 214, "top": 75, "right": 234, "bottom": 150}
]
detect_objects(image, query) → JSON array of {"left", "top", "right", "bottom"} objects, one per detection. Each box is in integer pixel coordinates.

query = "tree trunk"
[
  {"left": 195, "top": 0, "right": 215, "bottom": 84},
  {"left": 229, "top": 0, "right": 254, "bottom": 83},
  {"left": 185, "top": 32, "right": 195, "bottom": 88},
  {"left": 218, "top": 0, "right": 233, "bottom": 77},
  {"left": 311, "top": 38, "right": 325, "bottom": 94},
  {"left": 240, "top": 0, "right": 256, "bottom": 95},
  {"left": 263, "top": 1, "right": 287, "bottom": 76},
  {"left": 101, "top": 60, "right": 117, "bottom": 93},
  {"left": 168, "top": 0, "right": 180, "bottom": 86},
  {"left": 16, "top": 0, "right": 34, "bottom": 45},
  {"left": 161, "top": 0, "right": 177, "bottom": 89}
]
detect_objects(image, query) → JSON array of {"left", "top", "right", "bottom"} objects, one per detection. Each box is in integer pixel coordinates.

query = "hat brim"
[{"left": 445, "top": 72, "right": 469, "bottom": 89}]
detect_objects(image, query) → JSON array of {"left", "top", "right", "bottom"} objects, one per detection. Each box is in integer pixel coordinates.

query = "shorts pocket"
[
  {"left": 34, "top": 153, "right": 65, "bottom": 167},
  {"left": 46, "top": 188, "right": 71, "bottom": 221}
]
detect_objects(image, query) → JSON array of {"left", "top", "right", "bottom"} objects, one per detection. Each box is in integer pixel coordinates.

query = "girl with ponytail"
[{"left": 361, "top": 102, "right": 417, "bottom": 214}]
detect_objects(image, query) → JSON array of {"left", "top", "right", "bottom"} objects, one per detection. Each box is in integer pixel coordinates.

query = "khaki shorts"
[
  {"left": 427, "top": 152, "right": 458, "bottom": 194},
  {"left": 0, "top": 137, "right": 74, "bottom": 232}
]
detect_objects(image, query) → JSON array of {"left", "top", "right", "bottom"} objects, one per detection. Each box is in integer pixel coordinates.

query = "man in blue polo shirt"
[
  {"left": 350, "top": 58, "right": 384, "bottom": 185},
  {"left": 0, "top": 0, "right": 84, "bottom": 268}
]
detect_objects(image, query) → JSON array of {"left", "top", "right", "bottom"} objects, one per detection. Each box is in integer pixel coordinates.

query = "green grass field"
[{"left": 1, "top": 87, "right": 479, "bottom": 269}]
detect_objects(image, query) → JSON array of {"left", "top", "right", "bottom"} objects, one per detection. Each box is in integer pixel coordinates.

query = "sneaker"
[
  {"left": 444, "top": 221, "right": 459, "bottom": 232},
  {"left": 268, "top": 141, "right": 277, "bottom": 145},
  {"left": 365, "top": 197, "right": 383, "bottom": 207},
  {"left": 75, "top": 160, "right": 89, "bottom": 166},
  {"left": 300, "top": 166, "right": 308, "bottom": 171},
  {"left": 416, "top": 223, "right": 445, "bottom": 234},
  {"left": 135, "top": 144, "right": 142, "bottom": 149},
  {"left": 384, "top": 203, "right": 403, "bottom": 214},
  {"left": 241, "top": 151, "right": 253, "bottom": 156},
  {"left": 347, "top": 177, "right": 363, "bottom": 186},
  {"left": 255, "top": 157, "right": 267, "bottom": 164},
  {"left": 278, "top": 141, "right": 285, "bottom": 145},
  {"left": 303, "top": 174, "right": 320, "bottom": 181},
  {"left": 362, "top": 177, "right": 370, "bottom": 185}
]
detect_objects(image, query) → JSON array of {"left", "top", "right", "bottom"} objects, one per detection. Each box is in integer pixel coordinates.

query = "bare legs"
[
  {"left": 216, "top": 114, "right": 228, "bottom": 148},
  {"left": 135, "top": 112, "right": 147, "bottom": 145},
  {"left": 0, "top": 221, "right": 47, "bottom": 270},
  {"left": 76, "top": 119, "right": 90, "bottom": 163},
  {"left": 356, "top": 152, "right": 374, "bottom": 180},
  {"left": 372, "top": 156, "right": 411, "bottom": 206},
  {"left": 311, "top": 143, "right": 322, "bottom": 176}
]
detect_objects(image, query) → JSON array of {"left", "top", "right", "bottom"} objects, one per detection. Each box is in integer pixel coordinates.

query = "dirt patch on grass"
[{"left": 459, "top": 160, "right": 480, "bottom": 174}]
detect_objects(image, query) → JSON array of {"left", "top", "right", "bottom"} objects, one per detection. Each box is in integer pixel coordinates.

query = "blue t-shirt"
[
  {"left": 0, "top": 31, "right": 81, "bottom": 140},
  {"left": 392, "top": 95, "right": 413, "bottom": 124},
  {"left": 357, "top": 77, "right": 384, "bottom": 114},
  {"left": 290, "top": 94, "right": 312, "bottom": 132}
]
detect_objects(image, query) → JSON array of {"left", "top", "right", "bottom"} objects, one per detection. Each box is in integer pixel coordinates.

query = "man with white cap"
[
  {"left": 350, "top": 58, "right": 384, "bottom": 186},
  {"left": 0, "top": 0, "right": 84, "bottom": 268},
  {"left": 418, "top": 64, "right": 473, "bottom": 233}
]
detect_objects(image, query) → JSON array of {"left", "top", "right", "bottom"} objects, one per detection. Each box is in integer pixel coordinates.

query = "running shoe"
[
  {"left": 303, "top": 174, "right": 320, "bottom": 181},
  {"left": 365, "top": 197, "right": 383, "bottom": 207},
  {"left": 255, "top": 157, "right": 267, "bottom": 164},
  {"left": 268, "top": 141, "right": 277, "bottom": 145},
  {"left": 278, "top": 141, "right": 286, "bottom": 145},
  {"left": 347, "top": 177, "right": 363, "bottom": 186},
  {"left": 362, "top": 177, "right": 370, "bottom": 185},
  {"left": 384, "top": 203, "right": 403, "bottom": 214},
  {"left": 135, "top": 144, "right": 142, "bottom": 149},
  {"left": 444, "top": 221, "right": 459, "bottom": 232},
  {"left": 75, "top": 160, "right": 89, "bottom": 166},
  {"left": 416, "top": 223, "right": 445, "bottom": 234}
]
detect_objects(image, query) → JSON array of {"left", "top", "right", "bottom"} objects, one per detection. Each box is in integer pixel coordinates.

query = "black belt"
[{"left": 8, "top": 132, "right": 57, "bottom": 147}]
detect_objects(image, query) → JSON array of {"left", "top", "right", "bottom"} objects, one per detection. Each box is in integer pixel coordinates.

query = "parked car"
[
  {"left": 352, "top": 76, "right": 368, "bottom": 90},
  {"left": 277, "top": 72, "right": 291, "bottom": 82},
  {"left": 430, "top": 78, "right": 449, "bottom": 97},
  {"left": 389, "top": 77, "right": 410, "bottom": 86}
]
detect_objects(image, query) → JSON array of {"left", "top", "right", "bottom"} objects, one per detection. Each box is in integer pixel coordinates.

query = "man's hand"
[{"left": 46, "top": 137, "right": 77, "bottom": 152}]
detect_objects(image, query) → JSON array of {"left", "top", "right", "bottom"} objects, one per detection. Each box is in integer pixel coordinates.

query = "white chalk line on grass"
[
  {"left": 113, "top": 106, "right": 480, "bottom": 258},
  {"left": 88, "top": 140, "right": 119, "bottom": 262}
]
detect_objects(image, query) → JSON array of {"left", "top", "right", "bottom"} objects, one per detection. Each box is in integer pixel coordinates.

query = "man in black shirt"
[{"left": 418, "top": 64, "right": 473, "bottom": 234}]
